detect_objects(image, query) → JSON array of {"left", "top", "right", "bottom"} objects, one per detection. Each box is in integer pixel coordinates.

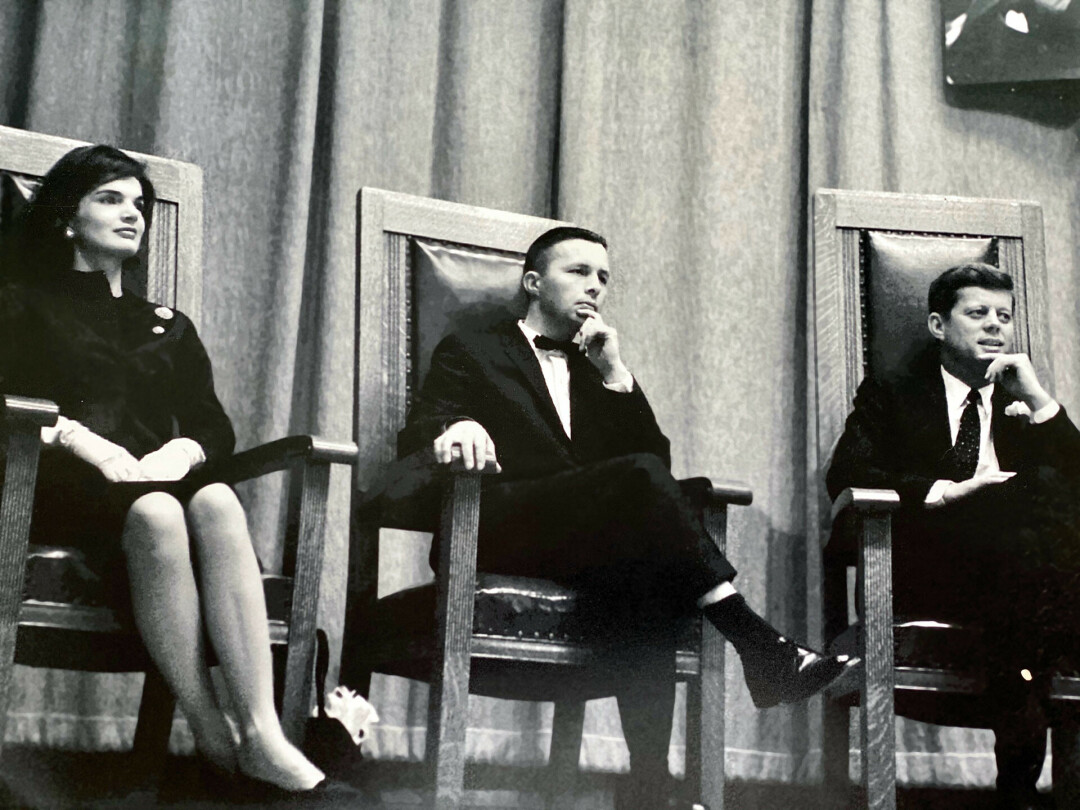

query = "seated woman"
[{"left": 0, "top": 145, "right": 340, "bottom": 799}]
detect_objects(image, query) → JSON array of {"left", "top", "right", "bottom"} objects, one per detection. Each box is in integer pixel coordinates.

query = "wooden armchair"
[
  {"left": 0, "top": 125, "right": 356, "bottom": 775},
  {"left": 340, "top": 187, "right": 752, "bottom": 810},
  {"left": 809, "top": 188, "right": 1080, "bottom": 809}
]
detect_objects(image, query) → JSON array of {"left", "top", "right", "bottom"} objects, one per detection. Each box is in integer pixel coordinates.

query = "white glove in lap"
[
  {"left": 41, "top": 416, "right": 141, "bottom": 482},
  {"left": 137, "top": 438, "right": 206, "bottom": 481}
]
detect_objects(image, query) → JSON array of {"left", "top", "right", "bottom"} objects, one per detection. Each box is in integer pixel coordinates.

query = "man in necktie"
[
  {"left": 398, "top": 226, "right": 856, "bottom": 810},
  {"left": 827, "top": 262, "right": 1080, "bottom": 810}
]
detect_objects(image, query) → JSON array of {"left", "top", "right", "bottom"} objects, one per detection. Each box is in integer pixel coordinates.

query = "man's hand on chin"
[
  {"left": 574, "top": 310, "right": 631, "bottom": 386},
  {"left": 434, "top": 420, "right": 501, "bottom": 473},
  {"left": 983, "top": 352, "right": 1054, "bottom": 412}
]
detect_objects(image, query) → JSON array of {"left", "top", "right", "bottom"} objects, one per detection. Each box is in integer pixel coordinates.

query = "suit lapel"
[
  {"left": 991, "top": 384, "right": 1023, "bottom": 469},
  {"left": 909, "top": 365, "right": 953, "bottom": 467},
  {"left": 498, "top": 323, "right": 571, "bottom": 444}
]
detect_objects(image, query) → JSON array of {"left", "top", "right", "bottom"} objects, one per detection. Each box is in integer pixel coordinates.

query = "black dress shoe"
[{"left": 741, "top": 636, "right": 859, "bottom": 709}]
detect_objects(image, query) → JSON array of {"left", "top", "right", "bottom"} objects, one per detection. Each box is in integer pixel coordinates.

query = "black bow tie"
[{"left": 533, "top": 334, "right": 578, "bottom": 354}]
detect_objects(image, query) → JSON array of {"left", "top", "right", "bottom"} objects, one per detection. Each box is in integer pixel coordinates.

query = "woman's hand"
[
  {"left": 97, "top": 451, "right": 143, "bottom": 482},
  {"left": 137, "top": 438, "right": 205, "bottom": 481},
  {"left": 46, "top": 417, "right": 142, "bottom": 481}
]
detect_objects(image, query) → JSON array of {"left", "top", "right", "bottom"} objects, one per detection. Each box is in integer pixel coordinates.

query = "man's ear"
[
  {"left": 522, "top": 270, "right": 541, "bottom": 300},
  {"left": 927, "top": 311, "right": 945, "bottom": 340}
]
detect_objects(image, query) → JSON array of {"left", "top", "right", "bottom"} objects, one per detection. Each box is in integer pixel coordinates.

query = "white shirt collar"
[
  {"left": 517, "top": 320, "right": 540, "bottom": 343},
  {"left": 518, "top": 320, "right": 566, "bottom": 353},
  {"left": 940, "top": 365, "right": 993, "bottom": 413}
]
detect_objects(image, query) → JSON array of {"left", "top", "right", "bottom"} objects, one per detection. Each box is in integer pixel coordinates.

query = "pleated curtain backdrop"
[{"left": 1, "top": 0, "right": 1078, "bottom": 792}]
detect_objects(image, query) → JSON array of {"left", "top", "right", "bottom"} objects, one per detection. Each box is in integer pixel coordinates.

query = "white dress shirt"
[
  {"left": 517, "top": 320, "right": 633, "bottom": 439},
  {"left": 924, "top": 365, "right": 1059, "bottom": 504}
]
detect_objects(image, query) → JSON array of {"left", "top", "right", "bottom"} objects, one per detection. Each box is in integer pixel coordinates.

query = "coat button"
[{"left": 154, "top": 306, "right": 174, "bottom": 320}]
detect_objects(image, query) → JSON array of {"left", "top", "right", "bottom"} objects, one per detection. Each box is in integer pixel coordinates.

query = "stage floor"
[{"left": 0, "top": 747, "right": 1049, "bottom": 809}]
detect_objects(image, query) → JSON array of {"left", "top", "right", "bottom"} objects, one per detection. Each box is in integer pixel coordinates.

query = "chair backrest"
[
  {"left": 354, "top": 188, "right": 566, "bottom": 496},
  {"left": 809, "top": 189, "right": 1048, "bottom": 541},
  {"left": 0, "top": 125, "right": 203, "bottom": 323}
]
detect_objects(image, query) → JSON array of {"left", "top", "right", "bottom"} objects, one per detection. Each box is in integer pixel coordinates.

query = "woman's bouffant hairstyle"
[{"left": 0, "top": 144, "right": 156, "bottom": 286}]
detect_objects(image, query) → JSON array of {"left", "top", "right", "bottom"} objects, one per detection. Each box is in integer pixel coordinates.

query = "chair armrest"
[
  {"left": 679, "top": 476, "right": 753, "bottom": 509},
  {"left": 356, "top": 447, "right": 499, "bottom": 533},
  {"left": 216, "top": 435, "right": 357, "bottom": 483},
  {"left": 2, "top": 395, "right": 59, "bottom": 428},
  {"left": 830, "top": 487, "right": 900, "bottom": 521}
]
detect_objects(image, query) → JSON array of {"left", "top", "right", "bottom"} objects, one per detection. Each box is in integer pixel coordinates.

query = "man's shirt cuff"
[
  {"left": 924, "top": 479, "right": 953, "bottom": 506},
  {"left": 1004, "top": 399, "right": 1060, "bottom": 424},
  {"left": 602, "top": 373, "right": 634, "bottom": 393},
  {"left": 1030, "top": 400, "right": 1060, "bottom": 424}
]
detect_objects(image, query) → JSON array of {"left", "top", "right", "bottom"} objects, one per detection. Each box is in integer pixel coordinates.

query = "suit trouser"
[
  {"left": 472, "top": 452, "right": 737, "bottom": 796},
  {"left": 893, "top": 465, "right": 1080, "bottom": 794}
]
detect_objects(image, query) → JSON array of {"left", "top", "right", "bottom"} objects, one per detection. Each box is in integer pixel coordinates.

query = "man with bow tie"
[
  {"left": 399, "top": 226, "right": 854, "bottom": 810},
  {"left": 827, "top": 262, "right": 1080, "bottom": 810}
]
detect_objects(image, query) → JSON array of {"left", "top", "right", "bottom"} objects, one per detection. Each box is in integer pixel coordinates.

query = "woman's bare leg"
[
  {"left": 122, "top": 492, "right": 237, "bottom": 771},
  {"left": 185, "top": 483, "right": 323, "bottom": 791}
]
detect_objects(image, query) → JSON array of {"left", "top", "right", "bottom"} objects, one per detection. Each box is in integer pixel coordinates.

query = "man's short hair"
[
  {"left": 928, "top": 262, "right": 1014, "bottom": 316},
  {"left": 523, "top": 226, "right": 607, "bottom": 276}
]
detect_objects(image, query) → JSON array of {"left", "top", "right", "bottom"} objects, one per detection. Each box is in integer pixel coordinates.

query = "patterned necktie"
[{"left": 953, "top": 388, "right": 982, "bottom": 481}]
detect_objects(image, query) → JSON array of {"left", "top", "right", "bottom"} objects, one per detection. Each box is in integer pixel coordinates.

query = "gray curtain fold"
[{"left": 1, "top": 0, "right": 1078, "bottom": 790}]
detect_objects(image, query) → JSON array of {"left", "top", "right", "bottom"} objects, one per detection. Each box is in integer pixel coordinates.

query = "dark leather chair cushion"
[
  {"left": 24, "top": 545, "right": 114, "bottom": 607},
  {"left": 364, "top": 573, "right": 586, "bottom": 643},
  {"left": 0, "top": 170, "right": 36, "bottom": 237},
  {"left": 865, "top": 232, "right": 996, "bottom": 380},
  {"left": 23, "top": 544, "right": 291, "bottom": 623},
  {"left": 412, "top": 238, "right": 527, "bottom": 390},
  {"left": 830, "top": 617, "right": 986, "bottom": 672},
  {"left": 361, "top": 572, "right": 698, "bottom": 649}
]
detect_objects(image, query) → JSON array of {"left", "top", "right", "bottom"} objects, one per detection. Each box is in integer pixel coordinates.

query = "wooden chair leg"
[
  {"left": 685, "top": 674, "right": 703, "bottom": 803},
  {"left": 823, "top": 696, "right": 852, "bottom": 801},
  {"left": 698, "top": 501, "right": 728, "bottom": 810},
  {"left": 548, "top": 700, "right": 586, "bottom": 809},
  {"left": 1052, "top": 712, "right": 1080, "bottom": 808},
  {"left": 428, "top": 473, "right": 482, "bottom": 810},
  {"left": 0, "top": 424, "right": 46, "bottom": 759},
  {"left": 280, "top": 459, "right": 332, "bottom": 744},
  {"left": 699, "top": 622, "right": 726, "bottom": 810},
  {"left": 131, "top": 665, "right": 175, "bottom": 779},
  {"left": 856, "top": 512, "right": 897, "bottom": 810}
]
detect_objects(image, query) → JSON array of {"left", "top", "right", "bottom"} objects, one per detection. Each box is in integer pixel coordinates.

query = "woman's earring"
[{"left": 63, "top": 226, "right": 75, "bottom": 240}]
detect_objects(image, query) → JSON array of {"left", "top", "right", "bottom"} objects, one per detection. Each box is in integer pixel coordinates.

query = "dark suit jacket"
[
  {"left": 826, "top": 348, "right": 1080, "bottom": 511},
  {"left": 398, "top": 319, "right": 671, "bottom": 480}
]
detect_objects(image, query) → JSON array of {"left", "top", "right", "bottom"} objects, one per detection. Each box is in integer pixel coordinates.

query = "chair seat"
[
  {"left": 829, "top": 617, "right": 1080, "bottom": 727},
  {"left": 361, "top": 573, "right": 698, "bottom": 646},
  {"left": 15, "top": 545, "right": 294, "bottom": 672},
  {"left": 830, "top": 617, "right": 987, "bottom": 672},
  {"left": 354, "top": 573, "right": 702, "bottom": 701},
  {"left": 24, "top": 545, "right": 115, "bottom": 607}
]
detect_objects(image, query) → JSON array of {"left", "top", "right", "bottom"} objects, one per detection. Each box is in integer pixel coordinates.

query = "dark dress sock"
[{"left": 701, "top": 594, "right": 781, "bottom": 655}]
